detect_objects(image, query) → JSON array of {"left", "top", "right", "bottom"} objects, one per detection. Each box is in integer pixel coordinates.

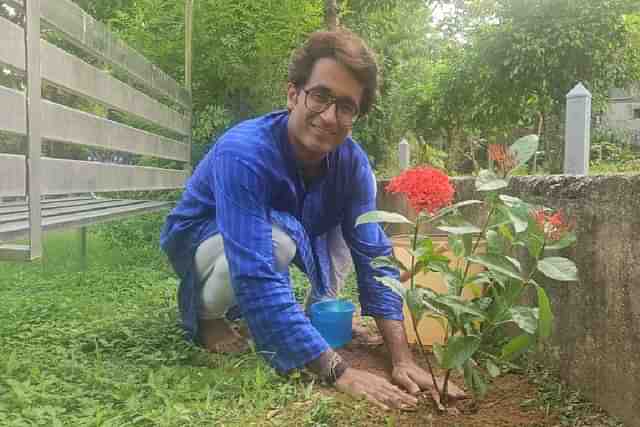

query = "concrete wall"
[
  {"left": 604, "top": 89, "right": 640, "bottom": 146},
  {"left": 605, "top": 99, "right": 640, "bottom": 145},
  {"left": 377, "top": 175, "right": 640, "bottom": 426}
]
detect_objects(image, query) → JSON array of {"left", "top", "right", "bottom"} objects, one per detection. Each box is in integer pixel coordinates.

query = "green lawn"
[{"left": 0, "top": 227, "right": 356, "bottom": 427}]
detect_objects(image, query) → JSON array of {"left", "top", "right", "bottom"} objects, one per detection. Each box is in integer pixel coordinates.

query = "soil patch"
[{"left": 329, "top": 341, "right": 559, "bottom": 427}]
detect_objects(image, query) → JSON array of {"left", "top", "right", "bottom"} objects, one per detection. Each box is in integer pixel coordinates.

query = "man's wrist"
[
  {"left": 306, "top": 350, "right": 349, "bottom": 385},
  {"left": 374, "top": 318, "right": 414, "bottom": 365}
]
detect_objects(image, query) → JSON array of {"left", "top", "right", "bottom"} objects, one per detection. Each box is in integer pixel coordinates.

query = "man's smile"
[{"left": 309, "top": 121, "right": 337, "bottom": 136}]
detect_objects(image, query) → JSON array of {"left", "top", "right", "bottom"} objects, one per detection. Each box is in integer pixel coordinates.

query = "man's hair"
[{"left": 288, "top": 29, "right": 379, "bottom": 116}]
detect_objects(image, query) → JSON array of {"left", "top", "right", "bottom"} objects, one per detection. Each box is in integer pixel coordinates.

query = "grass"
[
  {"left": 0, "top": 219, "right": 624, "bottom": 426},
  {"left": 523, "top": 360, "right": 624, "bottom": 427},
  {"left": 0, "top": 228, "right": 350, "bottom": 426}
]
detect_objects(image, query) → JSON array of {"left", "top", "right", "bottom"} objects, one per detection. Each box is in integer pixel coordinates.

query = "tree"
[
  {"left": 340, "top": 0, "right": 437, "bottom": 171},
  {"left": 100, "top": 0, "right": 323, "bottom": 163},
  {"left": 444, "top": 0, "right": 640, "bottom": 171}
]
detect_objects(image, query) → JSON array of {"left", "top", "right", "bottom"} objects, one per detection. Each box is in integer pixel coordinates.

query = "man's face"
[{"left": 287, "top": 57, "right": 364, "bottom": 165}]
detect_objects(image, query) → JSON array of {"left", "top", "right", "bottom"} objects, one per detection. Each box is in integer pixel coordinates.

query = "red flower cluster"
[
  {"left": 532, "top": 209, "right": 573, "bottom": 241},
  {"left": 386, "top": 167, "right": 455, "bottom": 214},
  {"left": 488, "top": 144, "right": 517, "bottom": 175}
]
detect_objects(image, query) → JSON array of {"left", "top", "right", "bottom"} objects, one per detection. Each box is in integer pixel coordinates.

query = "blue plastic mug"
[{"left": 309, "top": 299, "right": 356, "bottom": 349}]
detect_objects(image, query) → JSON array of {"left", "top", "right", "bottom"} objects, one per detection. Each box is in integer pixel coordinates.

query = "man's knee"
[{"left": 197, "top": 225, "right": 296, "bottom": 319}]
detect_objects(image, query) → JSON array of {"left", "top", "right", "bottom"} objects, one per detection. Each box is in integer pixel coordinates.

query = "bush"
[{"left": 94, "top": 212, "right": 166, "bottom": 256}]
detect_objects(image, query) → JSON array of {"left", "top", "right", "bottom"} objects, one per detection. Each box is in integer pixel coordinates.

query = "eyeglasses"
[{"left": 301, "top": 87, "right": 360, "bottom": 127}]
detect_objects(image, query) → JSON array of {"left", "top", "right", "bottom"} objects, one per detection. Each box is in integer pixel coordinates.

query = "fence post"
[
  {"left": 399, "top": 138, "right": 410, "bottom": 171},
  {"left": 25, "top": 0, "right": 43, "bottom": 259},
  {"left": 564, "top": 83, "right": 591, "bottom": 174}
]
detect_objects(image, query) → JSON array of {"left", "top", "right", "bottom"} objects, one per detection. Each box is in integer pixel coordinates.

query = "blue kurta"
[{"left": 160, "top": 110, "right": 402, "bottom": 373}]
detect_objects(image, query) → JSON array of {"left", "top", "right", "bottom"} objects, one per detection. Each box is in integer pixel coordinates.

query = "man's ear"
[{"left": 286, "top": 83, "right": 299, "bottom": 112}]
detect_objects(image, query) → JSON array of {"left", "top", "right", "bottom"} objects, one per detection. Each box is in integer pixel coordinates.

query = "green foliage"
[
  {"left": 421, "top": 0, "right": 640, "bottom": 173},
  {"left": 0, "top": 230, "right": 342, "bottom": 426},
  {"left": 525, "top": 360, "right": 625, "bottom": 426},
  {"left": 192, "top": 104, "right": 233, "bottom": 164},
  {"left": 357, "top": 135, "right": 579, "bottom": 405},
  {"left": 93, "top": 212, "right": 167, "bottom": 262},
  {"left": 96, "top": 0, "right": 323, "bottom": 129},
  {"left": 342, "top": 0, "right": 438, "bottom": 168},
  {"left": 413, "top": 138, "right": 449, "bottom": 170},
  {"left": 589, "top": 127, "right": 640, "bottom": 174}
]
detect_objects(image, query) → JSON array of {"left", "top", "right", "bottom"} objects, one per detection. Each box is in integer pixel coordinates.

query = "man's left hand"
[{"left": 391, "top": 360, "right": 466, "bottom": 400}]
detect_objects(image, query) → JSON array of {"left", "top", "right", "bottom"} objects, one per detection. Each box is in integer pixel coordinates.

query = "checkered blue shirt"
[{"left": 161, "top": 111, "right": 402, "bottom": 373}]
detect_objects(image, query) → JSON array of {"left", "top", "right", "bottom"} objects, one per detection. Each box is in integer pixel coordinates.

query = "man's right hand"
[{"left": 334, "top": 367, "right": 418, "bottom": 411}]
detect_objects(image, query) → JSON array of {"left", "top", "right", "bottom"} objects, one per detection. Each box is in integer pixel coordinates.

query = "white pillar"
[
  {"left": 399, "top": 138, "right": 410, "bottom": 170},
  {"left": 564, "top": 83, "right": 591, "bottom": 174}
]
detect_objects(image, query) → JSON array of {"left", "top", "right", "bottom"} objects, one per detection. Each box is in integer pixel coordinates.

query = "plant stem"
[
  {"left": 408, "top": 215, "right": 442, "bottom": 401},
  {"left": 409, "top": 216, "right": 421, "bottom": 291},
  {"left": 461, "top": 203, "right": 496, "bottom": 289},
  {"left": 441, "top": 369, "right": 451, "bottom": 405},
  {"left": 408, "top": 311, "right": 442, "bottom": 401}
]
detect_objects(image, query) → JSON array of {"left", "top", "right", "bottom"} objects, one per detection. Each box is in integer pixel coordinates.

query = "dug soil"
[{"left": 330, "top": 340, "right": 559, "bottom": 427}]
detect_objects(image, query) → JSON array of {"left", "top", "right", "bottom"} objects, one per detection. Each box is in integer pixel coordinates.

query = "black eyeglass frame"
[{"left": 300, "top": 87, "right": 360, "bottom": 128}]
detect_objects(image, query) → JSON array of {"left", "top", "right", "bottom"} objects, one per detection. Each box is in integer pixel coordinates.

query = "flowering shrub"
[
  {"left": 488, "top": 143, "right": 517, "bottom": 177},
  {"left": 357, "top": 135, "right": 578, "bottom": 409},
  {"left": 386, "top": 166, "right": 455, "bottom": 214},
  {"left": 532, "top": 209, "right": 574, "bottom": 242}
]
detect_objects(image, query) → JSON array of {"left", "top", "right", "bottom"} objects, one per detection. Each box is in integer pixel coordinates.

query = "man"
[{"left": 161, "top": 29, "right": 463, "bottom": 410}]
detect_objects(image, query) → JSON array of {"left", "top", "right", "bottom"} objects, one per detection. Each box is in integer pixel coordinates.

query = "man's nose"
[{"left": 319, "top": 103, "right": 338, "bottom": 125}]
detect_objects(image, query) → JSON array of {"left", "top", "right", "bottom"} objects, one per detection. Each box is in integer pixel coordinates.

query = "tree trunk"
[{"left": 325, "top": 0, "right": 338, "bottom": 30}]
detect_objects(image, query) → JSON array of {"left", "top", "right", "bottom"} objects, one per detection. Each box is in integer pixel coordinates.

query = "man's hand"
[
  {"left": 335, "top": 367, "right": 418, "bottom": 411},
  {"left": 373, "top": 318, "right": 467, "bottom": 404},
  {"left": 392, "top": 360, "right": 467, "bottom": 406}
]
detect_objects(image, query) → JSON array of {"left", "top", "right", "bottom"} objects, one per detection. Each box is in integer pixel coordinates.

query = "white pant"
[{"left": 195, "top": 225, "right": 296, "bottom": 319}]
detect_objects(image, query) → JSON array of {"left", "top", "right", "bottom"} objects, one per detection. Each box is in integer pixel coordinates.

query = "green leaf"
[
  {"left": 497, "top": 224, "right": 514, "bottom": 242},
  {"left": 356, "top": 210, "right": 413, "bottom": 227},
  {"left": 440, "top": 336, "right": 481, "bottom": 369},
  {"left": 486, "top": 230, "right": 503, "bottom": 254},
  {"left": 501, "top": 334, "right": 534, "bottom": 361},
  {"left": 442, "top": 271, "right": 463, "bottom": 296},
  {"left": 471, "top": 367, "right": 488, "bottom": 398},
  {"left": 471, "top": 297, "right": 492, "bottom": 312},
  {"left": 463, "top": 234, "right": 474, "bottom": 256},
  {"left": 463, "top": 360, "right": 488, "bottom": 398},
  {"left": 430, "top": 199, "right": 484, "bottom": 223},
  {"left": 374, "top": 276, "right": 406, "bottom": 298},
  {"left": 544, "top": 232, "right": 577, "bottom": 251},
  {"left": 508, "top": 134, "right": 539, "bottom": 168},
  {"left": 501, "top": 280, "right": 525, "bottom": 307},
  {"left": 537, "top": 257, "right": 578, "bottom": 282},
  {"left": 463, "top": 359, "right": 473, "bottom": 390},
  {"left": 405, "top": 288, "right": 427, "bottom": 322},
  {"left": 505, "top": 256, "right": 522, "bottom": 272},
  {"left": 536, "top": 286, "right": 553, "bottom": 339},
  {"left": 437, "top": 223, "right": 482, "bottom": 235},
  {"left": 500, "top": 204, "right": 529, "bottom": 234},
  {"left": 526, "top": 230, "right": 545, "bottom": 260},
  {"left": 485, "top": 359, "right": 501, "bottom": 378},
  {"left": 467, "top": 254, "right": 523, "bottom": 281},
  {"left": 476, "top": 169, "right": 509, "bottom": 192},
  {"left": 508, "top": 306, "right": 539, "bottom": 334},
  {"left": 427, "top": 293, "right": 486, "bottom": 320},
  {"left": 498, "top": 194, "right": 524, "bottom": 207},
  {"left": 448, "top": 235, "right": 465, "bottom": 258}
]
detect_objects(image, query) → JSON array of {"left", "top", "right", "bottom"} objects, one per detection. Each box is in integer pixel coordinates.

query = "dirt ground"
[{"left": 329, "top": 340, "right": 559, "bottom": 427}]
